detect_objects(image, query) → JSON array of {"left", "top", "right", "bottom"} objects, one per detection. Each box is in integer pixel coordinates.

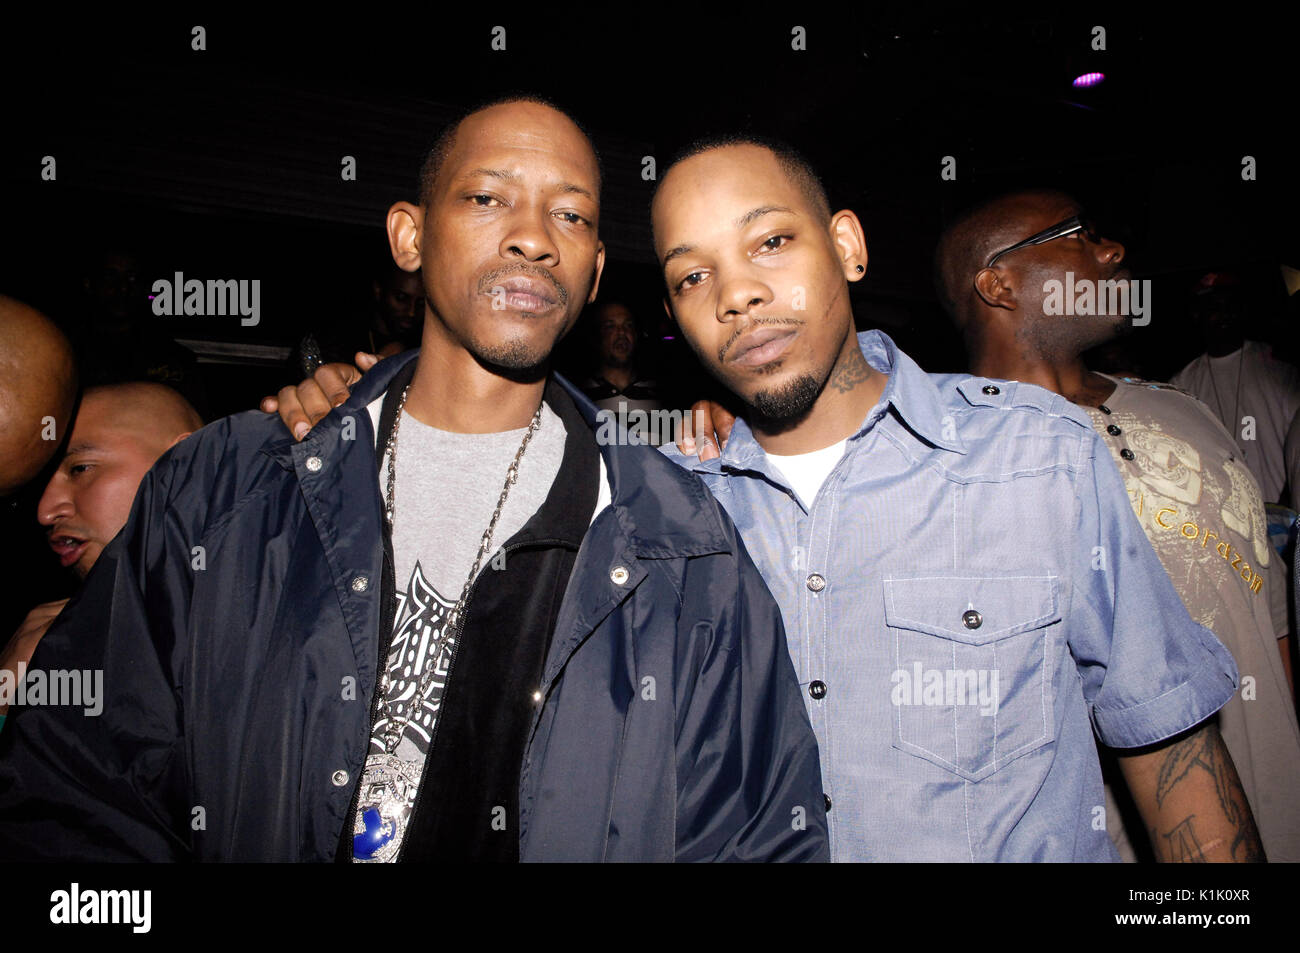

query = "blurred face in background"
[
  {"left": 375, "top": 268, "right": 426, "bottom": 338},
  {"left": 597, "top": 302, "right": 636, "bottom": 368}
]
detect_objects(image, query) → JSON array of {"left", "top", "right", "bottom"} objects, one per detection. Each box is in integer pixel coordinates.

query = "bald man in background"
[
  {"left": 933, "top": 188, "right": 1300, "bottom": 861},
  {"left": 0, "top": 295, "right": 78, "bottom": 497},
  {"left": 1, "top": 383, "right": 202, "bottom": 726}
]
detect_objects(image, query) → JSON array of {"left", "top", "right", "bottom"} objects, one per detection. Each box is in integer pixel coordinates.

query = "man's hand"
[
  {"left": 1, "top": 599, "right": 69, "bottom": 716},
  {"left": 259, "top": 351, "right": 378, "bottom": 441},
  {"left": 1117, "top": 720, "right": 1265, "bottom": 862},
  {"left": 676, "top": 399, "right": 737, "bottom": 462}
]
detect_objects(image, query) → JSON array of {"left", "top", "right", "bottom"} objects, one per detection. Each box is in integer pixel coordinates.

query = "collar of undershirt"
[{"left": 375, "top": 361, "right": 597, "bottom": 553}]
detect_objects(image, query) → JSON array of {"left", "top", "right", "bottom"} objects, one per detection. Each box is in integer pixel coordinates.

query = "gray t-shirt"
[
  {"left": 351, "top": 396, "right": 565, "bottom": 862},
  {"left": 1088, "top": 375, "right": 1300, "bottom": 861}
]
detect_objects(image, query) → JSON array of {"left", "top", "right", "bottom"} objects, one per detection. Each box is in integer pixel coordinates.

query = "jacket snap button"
[
  {"left": 981, "top": 384, "right": 1000, "bottom": 396},
  {"left": 806, "top": 573, "right": 826, "bottom": 593},
  {"left": 962, "top": 609, "right": 982, "bottom": 629},
  {"left": 610, "top": 566, "right": 630, "bottom": 585},
  {"left": 824, "top": 793, "right": 832, "bottom": 812},
  {"left": 808, "top": 680, "right": 827, "bottom": 699},
  {"left": 331, "top": 770, "right": 349, "bottom": 786},
  {"left": 305, "top": 456, "right": 323, "bottom": 472},
  {"left": 351, "top": 575, "right": 369, "bottom": 592},
  {"left": 1120, "top": 448, "right": 1135, "bottom": 461},
  {"left": 1106, "top": 424, "right": 1122, "bottom": 436},
  {"left": 1099, "top": 404, "right": 1112, "bottom": 415}
]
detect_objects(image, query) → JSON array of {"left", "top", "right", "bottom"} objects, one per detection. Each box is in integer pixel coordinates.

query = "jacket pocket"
[{"left": 883, "top": 573, "right": 1061, "bottom": 783}]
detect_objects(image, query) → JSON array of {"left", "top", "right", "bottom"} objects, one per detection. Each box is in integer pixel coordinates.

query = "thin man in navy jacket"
[{"left": 0, "top": 98, "right": 828, "bottom": 862}]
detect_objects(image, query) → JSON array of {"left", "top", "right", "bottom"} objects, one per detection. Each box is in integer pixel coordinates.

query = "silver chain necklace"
[{"left": 378, "top": 384, "right": 544, "bottom": 754}]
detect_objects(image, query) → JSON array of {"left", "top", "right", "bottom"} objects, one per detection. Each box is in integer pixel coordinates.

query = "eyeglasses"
[{"left": 985, "top": 214, "right": 1102, "bottom": 267}]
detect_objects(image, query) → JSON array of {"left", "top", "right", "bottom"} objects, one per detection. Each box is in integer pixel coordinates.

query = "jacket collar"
[
  {"left": 717, "top": 328, "right": 967, "bottom": 471},
  {"left": 553, "top": 372, "right": 731, "bottom": 559},
  {"left": 263, "top": 349, "right": 730, "bottom": 560},
  {"left": 260, "top": 349, "right": 420, "bottom": 469}
]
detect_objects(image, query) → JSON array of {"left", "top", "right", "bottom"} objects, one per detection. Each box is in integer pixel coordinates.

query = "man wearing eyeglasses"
[{"left": 935, "top": 188, "right": 1297, "bottom": 862}]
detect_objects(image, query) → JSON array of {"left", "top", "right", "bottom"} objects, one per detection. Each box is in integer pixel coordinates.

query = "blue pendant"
[{"left": 354, "top": 807, "right": 395, "bottom": 859}]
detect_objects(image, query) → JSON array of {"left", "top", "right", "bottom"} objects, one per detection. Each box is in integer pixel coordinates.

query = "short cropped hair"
[
  {"left": 416, "top": 94, "right": 602, "bottom": 208},
  {"left": 653, "top": 133, "right": 832, "bottom": 224}
]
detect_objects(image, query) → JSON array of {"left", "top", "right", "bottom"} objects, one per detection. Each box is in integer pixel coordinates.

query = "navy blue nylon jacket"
[{"left": 0, "top": 350, "right": 828, "bottom": 862}]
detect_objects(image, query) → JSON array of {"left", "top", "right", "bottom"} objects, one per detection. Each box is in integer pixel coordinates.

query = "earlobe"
[{"left": 386, "top": 202, "right": 424, "bottom": 272}]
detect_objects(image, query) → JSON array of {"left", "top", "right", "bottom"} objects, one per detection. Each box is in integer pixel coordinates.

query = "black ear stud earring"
[{"left": 855, "top": 265, "right": 865, "bottom": 274}]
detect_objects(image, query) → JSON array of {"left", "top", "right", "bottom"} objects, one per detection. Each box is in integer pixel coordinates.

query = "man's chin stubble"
[
  {"left": 470, "top": 337, "right": 553, "bottom": 382},
  {"left": 749, "top": 371, "right": 824, "bottom": 425}
]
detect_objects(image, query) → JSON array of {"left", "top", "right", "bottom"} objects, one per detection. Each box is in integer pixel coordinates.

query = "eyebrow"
[
  {"left": 62, "top": 442, "right": 102, "bottom": 457},
  {"left": 461, "top": 168, "right": 596, "bottom": 202},
  {"left": 662, "top": 205, "right": 798, "bottom": 271},
  {"left": 735, "top": 205, "right": 794, "bottom": 228},
  {"left": 662, "top": 244, "right": 694, "bottom": 269}
]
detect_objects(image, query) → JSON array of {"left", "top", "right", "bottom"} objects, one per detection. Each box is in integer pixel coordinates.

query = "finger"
[
  {"left": 676, "top": 404, "right": 698, "bottom": 454},
  {"left": 714, "top": 403, "right": 737, "bottom": 449},
  {"left": 260, "top": 396, "right": 280, "bottom": 413},
  {"left": 276, "top": 384, "right": 313, "bottom": 441},
  {"left": 313, "top": 364, "right": 356, "bottom": 411},
  {"left": 354, "top": 351, "right": 381, "bottom": 372},
  {"left": 691, "top": 401, "right": 718, "bottom": 462}
]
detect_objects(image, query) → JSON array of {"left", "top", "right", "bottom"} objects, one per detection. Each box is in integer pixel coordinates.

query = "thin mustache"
[
  {"left": 478, "top": 265, "right": 569, "bottom": 305},
  {"left": 718, "top": 316, "right": 803, "bottom": 364}
]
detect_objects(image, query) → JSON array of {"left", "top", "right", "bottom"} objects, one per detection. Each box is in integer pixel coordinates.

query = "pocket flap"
[{"left": 883, "top": 574, "right": 1060, "bottom": 645}]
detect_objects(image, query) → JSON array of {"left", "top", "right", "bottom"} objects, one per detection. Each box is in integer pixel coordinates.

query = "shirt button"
[
  {"left": 331, "top": 770, "right": 349, "bottom": 787},
  {"left": 981, "top": 384, "right": 1000, "bottom": 395},
  {"left": 1106, "top": 424, "right": 1122, "bottom": 436},
  {"left": 1120, "top": 448, "right": 1135, "bottom": 461},
  {"left": 962, "top": 609, "right": 982, "bottom": 629},
  {"left": 1099, "top": 404, "right": 1112, "bottom": 415},
  {"left": 808, "top": 680, "right": 827, "bottom": 700},
  {"left": 823, "top": 793, "right": 832, "bottom": 813},
  {"left": 351, "top": 575, "right": 369, "bottom": 592},
  {"left": 610, "top": 565, "right": 630, "bottom": 585},
  {"left": 305, "top": 456, "right": 323, "bottom": 472},
  {"left": 806, "top": 573, "right": 827, "bottom": 593}
]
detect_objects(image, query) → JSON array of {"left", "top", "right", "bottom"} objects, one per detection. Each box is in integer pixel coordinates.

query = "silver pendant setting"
[{"left": 352, "top": 752, "right": 422, "bottom": 863}]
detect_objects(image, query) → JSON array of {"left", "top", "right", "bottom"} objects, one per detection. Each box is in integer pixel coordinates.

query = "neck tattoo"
[{"left": 828, "top": 347, "right": 872, "bottom": 394}]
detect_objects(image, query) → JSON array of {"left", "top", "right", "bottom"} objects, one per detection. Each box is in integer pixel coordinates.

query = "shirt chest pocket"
[{"left": 883, "top": 573, "right": 1061, "bottom": 783}]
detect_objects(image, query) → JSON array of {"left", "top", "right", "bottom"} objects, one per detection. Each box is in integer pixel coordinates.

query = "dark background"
[{"left": 3, "top": 12, "right": 1297, "bottom": 415}]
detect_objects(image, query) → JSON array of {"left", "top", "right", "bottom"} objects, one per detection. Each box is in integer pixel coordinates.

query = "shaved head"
[
  {"left": 0, "top": 295, "right": 78, "bottom": 495},
  {"left": 78, "top": 382, "right": 204, "bottom": 455},
  {"left": 935, "top": 188, "right": 1132, "bottom": 375},
  {"left": 934, "top": 189, "right": 1077, "bottom": 327}
]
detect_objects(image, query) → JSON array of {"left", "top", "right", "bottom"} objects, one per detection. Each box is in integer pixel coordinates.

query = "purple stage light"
[{"left": 1072, "top": 72, "right": 1105, "bottom": 88}]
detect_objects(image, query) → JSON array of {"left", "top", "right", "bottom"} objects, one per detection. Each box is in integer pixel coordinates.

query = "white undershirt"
[{"left": 765, "top": 440, "right": 847, "bottom": 508}]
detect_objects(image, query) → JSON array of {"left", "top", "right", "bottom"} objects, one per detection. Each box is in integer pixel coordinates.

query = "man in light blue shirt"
[{"left": 653, "top": 136, "right": 1263, "bottom": 861}]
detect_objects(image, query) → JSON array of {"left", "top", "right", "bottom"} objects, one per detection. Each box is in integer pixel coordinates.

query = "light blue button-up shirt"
[{"left": 663, "top": 331, "right": 1238, "bottom": 861}]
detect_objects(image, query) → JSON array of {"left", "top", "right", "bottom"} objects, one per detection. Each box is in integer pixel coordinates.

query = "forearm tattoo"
[{"left": 1150, "top": 728, "right": 1264, "bottom": 863}]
